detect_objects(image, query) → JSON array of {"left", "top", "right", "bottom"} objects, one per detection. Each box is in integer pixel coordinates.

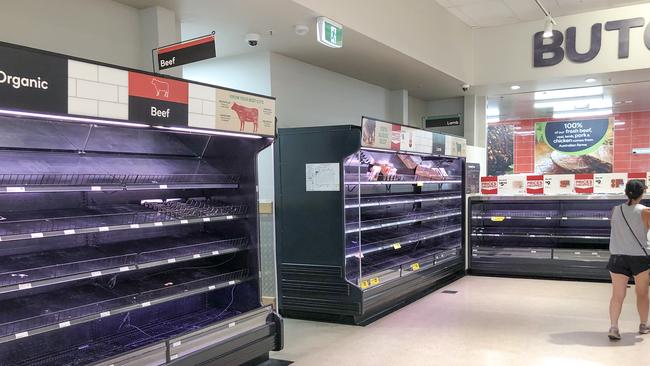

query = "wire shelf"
[
  {"left": 345, "top": 209, "right": 461, "bottom": 233},
  {"left": 0, "top": 268, "right": 250, "bottom": 343},
  {"left": 0, "top": 173, "right": 240, "bottom": 193},
  {"left": 0, "top": 201, "right": 248, "bottom": 243},
  {"left": 11, "top": 307, "right": 241, "bottom": 366},
  {"left": 345, "top": 192, "right": 462, "bottom": 209},
  {"left": 345, "top": 173, "right": 462, "bottom": 185},
  {"left": 0, "top": 236, "right": 248, "bottom": 291}
]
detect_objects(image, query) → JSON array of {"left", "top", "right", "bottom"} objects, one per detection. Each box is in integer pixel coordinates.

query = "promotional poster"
[
  {"left": 535, "top": 118, "right": 613, "bottom": 174},
  {"left": 487, "top": 125, "right": 514, "bottom": 176}
]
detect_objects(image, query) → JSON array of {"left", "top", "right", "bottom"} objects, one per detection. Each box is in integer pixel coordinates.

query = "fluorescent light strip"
[
  {"left": 0, "top": 109, "right": 150, "bottom": 128},
  {"left": 534, "top": 86, "right": 603, "bottom": 101},
  {"left": 153, "top": 126, "right": 263, "bottom": 139},
  {"left": 553, "top": 109, "right": 612, "bottom": 119},
  {"left": 534, "top": 97, "right": 612, "bottom": 111}
]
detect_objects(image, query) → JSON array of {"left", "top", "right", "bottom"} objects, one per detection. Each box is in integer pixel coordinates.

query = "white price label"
[
  {"left": 141, "top": 302, "right": 151, "bottom": 308},
  {"left": 15, "top": 332, "right": 28, "bottom": 339},
  {"left": 91, "top": 271, "right": 103, "bottom": 277},
  {"left": 208, "top": 285, "right": 216, "bottom": 290},
  {"left": 64, "top": 229, "right": 76, "bottom": 235},
  {"left": 159, "top": 184, "right": 168, "bottom": 189},
  {"left": 7, "top": 187, "right": 25, "bottom": 193},
  {"left": 99, "top": 227, "right": 109, "bottom": 232},
  {"left": 202, "top": 217, "right": 211, "bottom": 222},
  {"left": 227, "top": 215, "right": 234, "bottom": 220},
  {"left": 167, "top": 258, "right": 176, "bottom": 264},
  {"left": 130, "top": 224, "right": 140, "bottom": 229},
  {"left": 100, "top": 311, "right": 111, "bottom": 318},
  {"left": 18, "top": 283, "right": 32, "bottom": 290},
  {"left": 212, "top": 250, "right": 220, "bottom": 255},
  {"left": 119, "top": 266, "right": 130, "bottom": 272},
  {"left": 193, "top": 254, "right": 201, "bottom": 259},
  {"left": 170, "top": 354, "right": 178, "bottom": 361},
  {"left": 154, "top": 222, "right": 163, "bottom": 227},
  {"left": 172, "top": 341, "right": 182, "bottom": 347},
  {"left": 30, "top": 233, "right": 44, "bottom": 239},
  {"left": 91, "top": 186, "right": 101, "bottom": 191},
  {"left": 181, "top": 219, "right": 189, "bottom": 224},
  {"left": 228, "top": 322, "right": 236, "bottom": 328},
  {"left": 228, "top": 280, "right": 236, "bottom": 285},
  {"left": 59, "top": 321, "right": 71, "bottom": 328}
]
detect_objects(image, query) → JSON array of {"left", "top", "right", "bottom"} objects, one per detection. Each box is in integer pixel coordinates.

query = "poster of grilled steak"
[
  {"left": 487, "top": 125, "right": 514, "bottom": 176},
  {"left": 535, "top": 118, "right": 613, "bottom": 174}
]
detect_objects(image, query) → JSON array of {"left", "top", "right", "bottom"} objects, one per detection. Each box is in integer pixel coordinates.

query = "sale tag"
[
  {"left": 411, "top": 263, "right": 420, "bottom": 271},
  {"left": 393, "top": 243, "right": 401, "bottom": 250},
  {"left": 360, "top": 280, "right": 369, "bottom": 289},
  {"left": 490, "top": 216, "right": 505, "bottom": 222},
  {"left": 370, "top": 277, "right": 380, "bottom": 286}
]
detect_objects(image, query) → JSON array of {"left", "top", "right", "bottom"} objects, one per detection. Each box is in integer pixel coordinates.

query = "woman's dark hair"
[{"left": 625, "top": 179, "right": 646, "bottom": 205}]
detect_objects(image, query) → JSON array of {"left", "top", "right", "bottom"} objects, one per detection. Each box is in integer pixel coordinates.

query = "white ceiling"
[
  {"left": 115, "top": 0, "right": 466, "bottom": 100},
  {"left": 436, "top": 0, "right": 649, "bottom": 28}
]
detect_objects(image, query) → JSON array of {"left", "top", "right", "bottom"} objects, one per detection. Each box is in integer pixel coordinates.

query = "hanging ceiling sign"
[
  {"left": 534, "top": 17, "right": 650, "bottom": 67},
  {"left": 317, "top": 17, "right": 343, "bottom": 48},
  {"left": 155, "top": 33, "right": 216, "bottom": 71},
  {"left": 425, "top": 114, "right": 462, "bottom": 128}
]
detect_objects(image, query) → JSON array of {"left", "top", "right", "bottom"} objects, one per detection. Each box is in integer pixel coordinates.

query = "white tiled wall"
[
  {"left": 68, "top": 60, "right": 129, "bottom": 119},
  {"left": 188, "top": 83, "right": 216, "bottom": 129}
]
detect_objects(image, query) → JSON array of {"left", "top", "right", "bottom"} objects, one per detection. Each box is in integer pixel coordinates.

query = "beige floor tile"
[{"left": 271, "top": 276, "right": 650, "bottom": 365}]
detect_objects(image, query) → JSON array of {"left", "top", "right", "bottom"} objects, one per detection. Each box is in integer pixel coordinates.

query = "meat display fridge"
[
  {"left": 0, "top": 42, "right": 281, "bottom": 366},
  {"left": 275, "top": 120, "right": 465, "bottom": 325},
  {"left": 469, "top": 195, "right": 631, "bottom": 281}
]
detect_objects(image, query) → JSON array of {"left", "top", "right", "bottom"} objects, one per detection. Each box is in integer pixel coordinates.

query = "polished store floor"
[{"left": 272, "top": 276, "right": 650, "bottom": 365}]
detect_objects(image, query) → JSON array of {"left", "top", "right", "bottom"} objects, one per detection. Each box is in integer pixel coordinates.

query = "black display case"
[
  {"left": 275, "top": 122, "right": 465, "bottom": 325},
  {"left": 468, "top": 195, "right": 628, "bottom": 281},
  {"left": 0, "top": 42, "right": 281, "bottom": 366}
]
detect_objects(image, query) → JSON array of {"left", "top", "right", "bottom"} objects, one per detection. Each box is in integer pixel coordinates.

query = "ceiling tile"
[
  {"left": 447, "top": 7, "right": 479, "bottom": 27},
  {"left": 556, "top": 0, "right": 609, "bottom": 13},
  {"left": 454, "top": 0, "right": 519, "bottom": 27}
]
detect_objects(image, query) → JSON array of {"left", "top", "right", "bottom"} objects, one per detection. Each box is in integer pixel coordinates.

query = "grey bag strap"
[{"left": 620, "top": 205, "right": 649, "bottom": 256}]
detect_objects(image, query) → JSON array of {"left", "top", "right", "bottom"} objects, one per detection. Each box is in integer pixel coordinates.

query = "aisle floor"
[{"left": 271, "top": 276, "right": 650, "bottom": 365}]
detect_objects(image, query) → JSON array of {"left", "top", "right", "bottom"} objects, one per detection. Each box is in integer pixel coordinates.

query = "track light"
[{"left": 543, "top": 17, "right": 553, "bottom": 38}]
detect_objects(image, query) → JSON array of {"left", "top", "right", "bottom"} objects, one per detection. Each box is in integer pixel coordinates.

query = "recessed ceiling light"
[
  {"left": 585, "top": 78, "right": 597, "bottom": 83},
  {"left": 624, "top": 100, "right": 633, "bottom": 104},
  {"left": 510, "top": 85, "right": 521, "bottom": 90},
  {"left": 615, "top": 101, "right": 622, "bottom": 105}
]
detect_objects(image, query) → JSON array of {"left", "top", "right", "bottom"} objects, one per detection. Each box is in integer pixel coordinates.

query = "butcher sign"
[{"left": 214, "top": 89, "right": 275, "bottom": 136}]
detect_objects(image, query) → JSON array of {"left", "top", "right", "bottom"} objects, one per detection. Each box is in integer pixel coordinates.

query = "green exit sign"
[{"left": 317, "top": 17, "right": 343, "bottom": 48}]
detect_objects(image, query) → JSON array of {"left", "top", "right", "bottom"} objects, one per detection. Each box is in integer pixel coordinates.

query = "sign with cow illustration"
[
  {"left": 128, "top": 72, "right": 188, "bottom": 126},
  {"left": 214, "top": 89, "right": 276, "bottom": 136}
]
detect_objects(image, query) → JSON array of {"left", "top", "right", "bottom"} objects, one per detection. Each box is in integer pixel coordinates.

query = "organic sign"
[{"left": 535, "top": 119, "right": 613, "bottom": 174}]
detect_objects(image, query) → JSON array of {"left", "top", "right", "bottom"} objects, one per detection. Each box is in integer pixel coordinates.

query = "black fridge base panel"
[
  {"left": 280, "top": 259, "right": 465, "bottom": 326},
  {"left": 470, "top": 257, "right": 611, "bottom": 282}
]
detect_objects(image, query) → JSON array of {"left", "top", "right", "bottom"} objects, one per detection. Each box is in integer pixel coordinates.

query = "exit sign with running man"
[{"left": 317, "top": 17, "right": 343, "bottom": 48}]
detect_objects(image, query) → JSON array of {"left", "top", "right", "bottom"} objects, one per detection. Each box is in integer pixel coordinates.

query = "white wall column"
[
  {"left": 388, "top": 89, "right": 409, "bottom": 125},
  {"left": 463, "top": 95, "right": 486, "bottom": 148}
]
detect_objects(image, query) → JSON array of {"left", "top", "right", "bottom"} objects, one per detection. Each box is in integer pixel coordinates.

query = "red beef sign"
[{"left": 481, "top": 176, "right": 498, "bottom": 195}]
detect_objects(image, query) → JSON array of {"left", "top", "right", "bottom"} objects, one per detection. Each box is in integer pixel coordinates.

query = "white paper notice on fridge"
[{"left": 306, "top": 163, "right": 340, "bottom": 192}]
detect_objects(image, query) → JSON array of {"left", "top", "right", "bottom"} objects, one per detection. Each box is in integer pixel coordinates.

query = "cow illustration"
[
  {"left": 231, "top": 103, "right": 259, "bottom": 132},
  {"left": 151, "top": 78, "right": 170, "bottom": 98}
]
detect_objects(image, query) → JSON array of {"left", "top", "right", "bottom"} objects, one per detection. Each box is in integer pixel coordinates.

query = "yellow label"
[
  {"left": 411, "top": 263, "right": 420, "bottom": 271},
  {"left": 360, "top": 280, "right": 369, "bottom": 289},
  {"left": 416, "top": 182, "right": 424, "bottom": 187},
  {"left": 393, "top": 243, "right": 402, "bottom": 250},
  {"left": 490, "top": 216, "right": 505, "bottom": 222},
  {"left": 370, "top": 277, "right": 380, "bottom": 286}
]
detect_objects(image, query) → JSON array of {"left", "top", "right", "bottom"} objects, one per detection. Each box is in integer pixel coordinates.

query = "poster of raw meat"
[
  {"left": 214, "top": 89, "right": 275, "bottom": 136},
  {"left": 487, "top": 125, "right": 514, "bottom": 176},
  {"left": 535, "top": 118, "right": 613, "bottom": 174}
]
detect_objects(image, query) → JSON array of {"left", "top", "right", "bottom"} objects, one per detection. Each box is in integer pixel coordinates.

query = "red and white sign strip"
[
  {"left": 481, "top": 176, "right": 498, "bottom": 194},
  {"left": 574, "top": 174, "right": 594, "bottom": 194}
]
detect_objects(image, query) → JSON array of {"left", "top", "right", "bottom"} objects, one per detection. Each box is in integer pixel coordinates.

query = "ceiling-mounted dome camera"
[
  {"left": 294, "top": 24, "right": 309, "bottom": 36},
  {"left": 245, "top": 33, "right": 260, "bottom": 47}
]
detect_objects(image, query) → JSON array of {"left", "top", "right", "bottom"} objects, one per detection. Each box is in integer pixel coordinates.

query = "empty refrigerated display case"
[
  {"left": 275, "top": 121, "right": 465, "bottom": 325},
  {"left": 0, "top": 42, "right": 281, "bottom": 366},
  {"left": 469, "top": 195, "right": 629, "bottom": 280}
]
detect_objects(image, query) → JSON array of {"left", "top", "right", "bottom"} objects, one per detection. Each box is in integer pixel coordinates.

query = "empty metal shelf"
[
  {"left": 0, "top": 173, "right": 240, "bottom": 193},
  {"left": 345, "top": 210, "right": 461, "bottom": 234},
  {"left": 0, "top": 201, "right": 247, "bottom": 243},
  {"left": 0, "top": 268, "right": 250, "bottom": 344},
  {"left": 0, "top": 235, "right": 248, "bottom": 294},
  {"left": 345, "top": 192, "right": 462, "bottom": 209},
  {"left": 346, "top": 225, "right": 462, "bottom": 258}
]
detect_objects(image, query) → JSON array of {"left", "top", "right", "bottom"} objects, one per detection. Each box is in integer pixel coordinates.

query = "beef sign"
[{"left": 534, "top": 17, "right": 650, "bottom": 67}]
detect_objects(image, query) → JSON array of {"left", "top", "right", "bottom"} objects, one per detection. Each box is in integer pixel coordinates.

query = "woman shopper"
[{"left": 607, "top": 179, "right": 650, "bottom": 340}]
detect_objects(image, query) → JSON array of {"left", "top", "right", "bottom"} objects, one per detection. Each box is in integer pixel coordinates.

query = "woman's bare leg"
[
  {"left": 633, "top": 270, "right": 650, "bottom": 325},
  {"left": 610, "top": 272, "right": 629, "bottom": 328}
]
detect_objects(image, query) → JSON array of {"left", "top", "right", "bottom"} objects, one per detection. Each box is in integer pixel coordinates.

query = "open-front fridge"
[
  {"left": 275, "top": 119, "right": 465, "bottom": 325},
  {"left": 0, "top": 42, "right": 281, "bottom": 366},
  {"left": 469, "top": 195, "right": 622, "bottom": 280}
]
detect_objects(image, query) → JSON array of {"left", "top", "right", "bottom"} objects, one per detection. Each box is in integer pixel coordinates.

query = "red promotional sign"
[
  {"left": 526, "top": 175, "right": 544, "bottom": 194},
  {"left": 628, "top": 172, "right": 646, "bottom": 180},
  {"left": 391, "top": 124, "right": 401, "bottom": 151},
  {"left": 481, "top": 176, "right": 498, "bottom": 194},
  {"left": 128, "top": 72, "right": 188, "bottom": 104},
  {"left": 575, "top": 174, "right": 595, "bottom": 194},
  {"left": 128, "top": 72, "right": 188, "bottom": 126}
]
